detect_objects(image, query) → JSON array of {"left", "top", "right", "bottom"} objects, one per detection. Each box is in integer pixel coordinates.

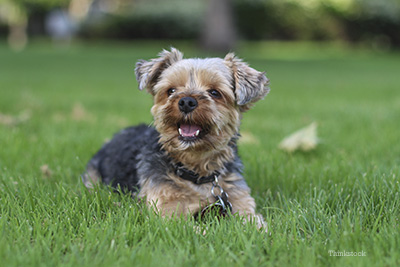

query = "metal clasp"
[
  {"left": 210, "top": 174, "right": 232, "bottom": 214},
  {"left": 194, "top": 174, "right": 233, "bottom": 220}
]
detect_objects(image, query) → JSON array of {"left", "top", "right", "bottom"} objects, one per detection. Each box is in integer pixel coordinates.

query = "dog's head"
[{"left": 135, "top": 48, "right": 270, "bottom": 153}]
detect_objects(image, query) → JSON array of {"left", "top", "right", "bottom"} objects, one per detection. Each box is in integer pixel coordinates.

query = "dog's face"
[{"left": 135, "top": 48, "right": 269, "bottom": 153}]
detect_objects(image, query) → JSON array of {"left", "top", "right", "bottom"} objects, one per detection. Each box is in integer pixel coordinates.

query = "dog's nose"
[{"left": 178, "top": 97, "right": 198, "bottom": 113}]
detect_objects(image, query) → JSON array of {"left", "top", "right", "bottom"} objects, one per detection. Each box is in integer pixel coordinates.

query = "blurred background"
[{"left": 1, "top": 0, "right": 399, "bottom": 52}]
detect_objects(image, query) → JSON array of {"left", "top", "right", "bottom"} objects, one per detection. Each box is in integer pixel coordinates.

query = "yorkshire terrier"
[{"left": 82, "top": 48, "right": 270, "bottom": 228}]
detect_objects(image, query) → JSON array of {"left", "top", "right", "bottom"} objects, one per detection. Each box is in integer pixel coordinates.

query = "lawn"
[{"left": 0, "top": 40, "right": 399, "bottom": 266}]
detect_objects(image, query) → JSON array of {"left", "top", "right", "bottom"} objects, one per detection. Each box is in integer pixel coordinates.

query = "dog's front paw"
[{"left": 246, "top": 214, "right": 268, "bottom": 233}]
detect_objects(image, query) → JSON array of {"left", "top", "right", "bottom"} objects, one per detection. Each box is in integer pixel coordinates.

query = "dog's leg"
[
  {"left": 227, "top": 187, "right": 268, "bottom": 232},
  {"left": 138, "top": 181, "right": 206, "bottom": 217},
  {"left": 82, "top": 165, "right": 101, "bottom": 189}
]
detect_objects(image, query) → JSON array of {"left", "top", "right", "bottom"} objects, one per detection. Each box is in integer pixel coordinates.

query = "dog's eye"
[
  {"left": 167, "top": 88, "right": 176, "bottom": 96},
  {"left": 208, "top": 89, "right": 222, "bottom": 99}
]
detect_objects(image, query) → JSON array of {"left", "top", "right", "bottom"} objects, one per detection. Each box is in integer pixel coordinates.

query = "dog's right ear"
[
  {"left": 135, "top": 48, "right": 183, "bottom": 94},
  {"left": 224, "top": 53, "right": 270, "bottom": 112}
]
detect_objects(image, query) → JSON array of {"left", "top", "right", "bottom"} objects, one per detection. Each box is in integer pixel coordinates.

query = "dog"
[{"left": 82, "top": 48, "right": 270, "bottom": 228}]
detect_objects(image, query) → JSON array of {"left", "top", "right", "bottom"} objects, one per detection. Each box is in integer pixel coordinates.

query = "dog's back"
[{"left": 82, "top": 124, "right": 160, "bottom": 192}]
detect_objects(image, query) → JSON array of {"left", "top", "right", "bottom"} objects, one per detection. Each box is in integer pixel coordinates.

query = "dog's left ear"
[
  {"left": 135, "top": 48, "right": 183, "bottom": 94},
  {"left": 224, "top": 53, "right": 270, "bottom": 111}
]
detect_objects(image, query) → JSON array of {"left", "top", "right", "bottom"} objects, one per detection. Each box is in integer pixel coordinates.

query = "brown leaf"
[{"left": 40, "top": 164, "right": 53, "bottom": 179}]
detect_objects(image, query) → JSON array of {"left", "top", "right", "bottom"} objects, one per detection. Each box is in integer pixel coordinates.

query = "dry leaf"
[
  {"left": 40, "top": 164, "right": 53, "bottom": 178},
  {"left": 0, "top": 110, "right": 30, "bottom": 126},
  {"left": 0, "top": 113, "right": 14, "bottom": 125},
  {"left": 239, "top": 131, "right": 260, "bottom": 145},
  {"left": 279, "top": 122, "right": 318, "bottom": 152},
  {"left": 71, "top": 102, "right": 95, "bottom": 121}
]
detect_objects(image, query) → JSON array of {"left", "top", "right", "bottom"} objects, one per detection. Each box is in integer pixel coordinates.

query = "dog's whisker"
[{"left": 148, "top": 121, "right": 155, "bottom": 127}]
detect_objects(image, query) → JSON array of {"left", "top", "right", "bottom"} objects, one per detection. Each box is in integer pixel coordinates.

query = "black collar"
[{"left": 174, "top": 162, "right": 220, "bottom": 185}]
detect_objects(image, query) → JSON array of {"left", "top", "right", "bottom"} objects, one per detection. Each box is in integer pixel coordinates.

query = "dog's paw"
[{"left": 245, "top": 214, "right": 268, "bottom": 233}]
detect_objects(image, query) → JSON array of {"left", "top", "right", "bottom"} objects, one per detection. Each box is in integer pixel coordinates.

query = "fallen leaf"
[
  {"left": 279, "top": 122, "right": 318, "bottom": 152},
  {"left": 0, "top": 113, "right": 14, "bottom": 125},
  {"left": 0, "top": 110, "right": 31, "bottom": 126},
  {"left": 40, "top": 164, "right": 53, "bottom": 178},
  {"left": 239, "top": 131, "right": 260, "bottom": 145},
  {"left": 71, "top": 102, "right": 95, "bottom": 122}
]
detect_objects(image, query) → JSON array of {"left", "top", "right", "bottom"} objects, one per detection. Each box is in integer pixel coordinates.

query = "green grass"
[{"left": 1, "top": 40, "right": 399, "bottom": 266}]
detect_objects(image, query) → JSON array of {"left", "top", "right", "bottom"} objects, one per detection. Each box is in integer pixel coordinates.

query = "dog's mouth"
[{"left": 178, "top": 123, "right": 207, "bottom": 141}]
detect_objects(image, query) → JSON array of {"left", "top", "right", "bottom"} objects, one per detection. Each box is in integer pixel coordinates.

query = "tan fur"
[
  {"left": 82, "top": 166, "right": 101, "bottom": 189},
  {"left": 139, "top": 172, "right": 250, "bottom": 215}
]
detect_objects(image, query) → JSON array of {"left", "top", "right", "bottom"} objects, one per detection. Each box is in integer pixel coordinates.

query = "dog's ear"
[
  {"left": 224, "top": 53, "right": 270, "bottom": 111},
  {"left": 135, "top": 48, "right": 183, "bottom": 94}
]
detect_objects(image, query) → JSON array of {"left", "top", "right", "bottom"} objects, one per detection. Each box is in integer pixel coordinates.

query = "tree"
[{"left": 201, "top": 0, "right": 237, "bottom": 53}]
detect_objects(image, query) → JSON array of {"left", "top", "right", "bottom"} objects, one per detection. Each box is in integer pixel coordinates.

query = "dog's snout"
[{"left": 178, "top": 97, "right": 198, "bottom": 113}]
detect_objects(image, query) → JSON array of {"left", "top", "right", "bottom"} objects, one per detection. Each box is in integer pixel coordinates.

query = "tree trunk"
[{"left": 201, "top": 0, "right": 237, "bottom": 53}]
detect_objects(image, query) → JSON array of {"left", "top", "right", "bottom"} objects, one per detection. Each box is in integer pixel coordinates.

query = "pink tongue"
[{"left": 179, "top": 124, "right": 201, "bottom": 137}]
